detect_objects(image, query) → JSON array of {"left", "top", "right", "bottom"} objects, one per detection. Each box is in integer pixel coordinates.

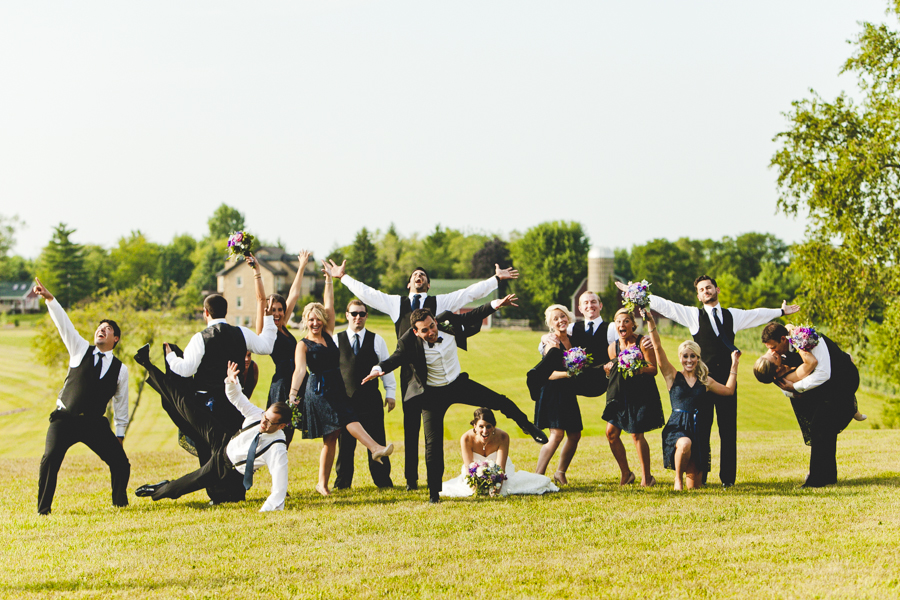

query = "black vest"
[
  {"left": 692, "top": 307, "right": 735, "bottom": 381},
  {"left": 58, "top": 346, "right": 123, "bottom": 417},
  {"left": 396, "top": 294, "right": 438, "bottom": 338},
  {"left": 337, "top": 330, "right": 383, "bottom": 414},
  {"left": 195, "top": 322, "right": 248, "bottom": 395},
  {"left": 569, "top": 320, "right": 609, "bottom": 358}
]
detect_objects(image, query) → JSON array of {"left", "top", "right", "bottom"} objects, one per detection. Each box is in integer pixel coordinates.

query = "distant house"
[
  {"left": 427, "top": 278, "right": 499, "bottom": 328},
  {"left": 216, "top": 247, "right": 318, "bottom": 328},
  {"left": 0, "top": 281, "right": 39, "bottom": 314}
]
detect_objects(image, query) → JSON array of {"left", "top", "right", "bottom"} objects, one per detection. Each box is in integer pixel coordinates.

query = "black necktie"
[
  {"left": 353, "top": 333, "right": 360, "bottom": 356},
  {"left": 587, "top": 321, "right": 595, "bottom": 336},
  {"left": 243, "top": 432, "right": 261, "bottom": 490},
  {"left": 411, "top": 294, "right": 421, "bottom": 310},
  {"left": 427, "top": 336, "right": 443, "bottom": 349},
  {"left": 93, "top": 352, "right": 104, "bottom": 379},
  {"left": 712, "top": 308, "right": 739, "bottom": 352}
]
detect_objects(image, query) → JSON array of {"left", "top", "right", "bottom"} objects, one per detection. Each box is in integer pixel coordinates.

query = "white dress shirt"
[
  {"left": 340, "top": 274, "right": 498, "bottom": 323},
  {"left": 166, "top": 316, "right": 277, "bottom": 378},
  {"left": 334, "top": 326, "right": 397, "bottom": 398},
  {"left": 648, "top": 295, "right": 783, "bottom": 336},
  {"left": 781, "top": 341, "right": 832, "bottom": 398},
  {"left": 46, "top": 298, "right": 130, "bottom": 437},
  {"left": 224, "top": 380, "right": 288, "bottom": 512},
  {"left": 537, "top": 318, "right": 617, "bottom": 354}
]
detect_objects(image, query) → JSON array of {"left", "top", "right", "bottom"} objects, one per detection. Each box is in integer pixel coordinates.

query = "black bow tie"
[{"left": 427, "top": 336, "right": 444, "bottom": 349}]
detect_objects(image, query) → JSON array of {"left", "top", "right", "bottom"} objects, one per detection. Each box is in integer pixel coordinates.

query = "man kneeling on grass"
[{"left": 136, "top": 361, "right": 290, "bottom": 511}]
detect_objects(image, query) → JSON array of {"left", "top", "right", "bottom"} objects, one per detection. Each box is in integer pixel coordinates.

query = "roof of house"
[
  {"left": 216, "top": 250, "right": 315, "bottom": 277},
  {"left": 0, "top": 281, "right": 36, "bottom": 299}
]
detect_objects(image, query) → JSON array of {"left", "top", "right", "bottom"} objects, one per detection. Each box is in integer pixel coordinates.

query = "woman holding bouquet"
[
  {"left": 644, "top": 310, "right": 741, "bottom": 490},
  {"left": 288, "top": 261, "right": 393, "bottom": 496},
  {"left": 532, "top": 304, "right": 583, "bottom": 485},
  {"left": 603, "top": 307, "right": 664, "bottom": 486},
  {"left": 441, "top": 408, "right": 559, "bottom": 497}
]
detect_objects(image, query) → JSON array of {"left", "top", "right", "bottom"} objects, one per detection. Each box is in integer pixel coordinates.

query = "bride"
[{"left": 440, "top": 408, "right": 559, "bottom": 497}]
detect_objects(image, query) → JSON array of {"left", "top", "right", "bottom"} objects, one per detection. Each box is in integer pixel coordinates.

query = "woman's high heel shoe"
[
  {"left": 372, "top": 443, "right": 394, "bottom": 464},
  {"left": 621, "top": 471, "right": 636, "bottom": 486},
  {"left": 553, "top": 471, "right": 568, "bottom": 486}
]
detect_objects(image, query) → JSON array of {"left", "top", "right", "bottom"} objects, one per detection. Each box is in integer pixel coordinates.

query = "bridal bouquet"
[
  {"left": 564, "top": 347, "right": 593, "bottom": 378},
  {"left": 617, "top": 345, "right": 647, "bottom": 379},
  {"left": 226, "top": 230, "right": 256, "bottom": 261},
  {"left": 622, "top": 280, "right": 652, "bottom": 312},
  {"left": 465, "top": 459, "right": 507, "bottom": 497},
  {"left": 789, "top": 325, "right": 820, "bottom": 352}
]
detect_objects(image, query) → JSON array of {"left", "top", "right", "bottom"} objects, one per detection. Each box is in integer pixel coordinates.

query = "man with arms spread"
[
  {"left": 327, "top": 259, "right": 518, "bottom": 491},
  {"left": 32, "top": 277, "right": 131, "bottom": 515}
]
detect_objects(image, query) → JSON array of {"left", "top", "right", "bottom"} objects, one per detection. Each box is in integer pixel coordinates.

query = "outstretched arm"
[
  {"left": 224, "top": 361, "right": 263, "bottom": 420},
  {"left": 283, "top": 250, "right": 311, "bottom": 320},
  {"left": 707, "top": 351, "right": 741, "bottom": 396},
  {"left": 730, "top": 300, "right": 800, "bottom": 332},
  {"left": 321, "top": 260, "right": 336, "bottom": 335},
  {"left": 35, "top": 277, "right": 90, "bottom": 360},
  {"left": 644, "top": 310, "right": 676, "bottom": 389},
  {"left": 329, "top": 259, "right": 402, "bottom": 322}
]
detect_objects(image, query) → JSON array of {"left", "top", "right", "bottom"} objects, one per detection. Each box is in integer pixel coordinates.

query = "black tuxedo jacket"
[{"left": 378, "top": 301, "right": 496, "bottom": 404}]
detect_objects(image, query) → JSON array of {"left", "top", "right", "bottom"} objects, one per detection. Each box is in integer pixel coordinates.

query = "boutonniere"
[{"left": 440, "top": 320, "right": 456, "bottom": 335}]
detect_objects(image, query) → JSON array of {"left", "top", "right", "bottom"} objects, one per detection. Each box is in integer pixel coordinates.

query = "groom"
[{"left": 362, "top": 295, "right": 548, "bottom": 503}]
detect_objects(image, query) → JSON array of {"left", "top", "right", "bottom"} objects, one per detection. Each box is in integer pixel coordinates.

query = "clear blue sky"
[{"left": 0, "top": 1, "right": 890, "bottom": 259}]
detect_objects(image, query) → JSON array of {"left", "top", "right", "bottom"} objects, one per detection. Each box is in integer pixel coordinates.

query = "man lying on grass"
[{"left": 136, "top": 361, "right": 290, "bottom": 511}]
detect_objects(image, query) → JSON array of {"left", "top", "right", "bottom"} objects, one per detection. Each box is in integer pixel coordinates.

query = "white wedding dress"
[{"left": 439, "top": 452, "right": 560, "bottom": 497}]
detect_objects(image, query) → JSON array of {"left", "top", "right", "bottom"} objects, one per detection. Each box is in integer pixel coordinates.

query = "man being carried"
[
  {"left": 32, "top": 277, "right": 131, "bottom": 515},
  {"left": 362, "top": 295, "right": 548, "bottom": 503},
  {"left": 328, "top": 259, "right": 518, "bottom": 491},
  {"left": 136, "top": 361, "right": 290, "bottom": 511}
]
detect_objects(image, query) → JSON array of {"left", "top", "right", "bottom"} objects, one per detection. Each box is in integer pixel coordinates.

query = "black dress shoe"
[
  {"left": 722, "top": 482, "right": 734, "bottom": 489},
  {"left": 521, "top": 421, "right": 549, "bottom": 445},
  {"left": 405, "top": 482, "right": 418, "bottom": 491},
  {"left": 429, "top": 496, "right": 440, "bottom": 504},
  {"left": 133, "top": 343, "right": 151, "bottom": 368},
  {"left": 135, "top": 480, "right": 169, "bottom": 498}
]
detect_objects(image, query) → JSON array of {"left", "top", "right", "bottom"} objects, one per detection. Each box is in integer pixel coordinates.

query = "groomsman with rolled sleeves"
[
  {"left": 626, "top": 275, "right": 799, "bottom": 487},
  {"left": 326, "top": 259, "right": 518, "bottom": 491},
  {"left": 333, "top": 299, "right": 397, "bottom": 489},
  {"left": 32, "top": 278, "right": 131, "bottom": 515}
]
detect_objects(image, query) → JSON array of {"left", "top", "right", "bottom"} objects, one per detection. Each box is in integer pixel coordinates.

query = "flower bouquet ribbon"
[
  {"left": 617, "top": 345, "right": 647, "bottom": 379},
  {"left": 465, "top": 459, "right": 507, "bottom": 497},
  {"left": 622, "top": 280, "right": 651, "bottom": 312},
  {"left": 227, "top": 230, "right": 256, "bottom": 261},
  {"left": 789, "top": 325, "right": 820, "bottom": 352},
  {"left": 564, "top": 346, "right": 593, "bottom": 378}
]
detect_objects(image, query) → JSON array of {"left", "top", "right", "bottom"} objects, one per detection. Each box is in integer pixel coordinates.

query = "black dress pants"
[
  {"left": 421, "top": 374, "right": 531, "bottom": 501},
  {"left": 334, "top": 410, "right": 392, "bottom": 489},
  {"left": 400, "top": 365, "right": 422, "bottom": 485},
  {"left": 142, "top": 361, "right": 242, "bottom": 502},
  {"left": 710, "top": 389, "right": 737, "bottom": 486},
  {"left": 38, "top": 413, "right": 130, "bottom": 514}
]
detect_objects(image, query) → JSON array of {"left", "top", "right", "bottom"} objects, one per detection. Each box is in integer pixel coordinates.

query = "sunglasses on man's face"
[{"left": 349, "top": 311, "right": 367, "bottom": 317}]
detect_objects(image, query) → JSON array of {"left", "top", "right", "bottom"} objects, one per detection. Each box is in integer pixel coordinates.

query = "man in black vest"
[
  {"left": 626, "top": 275, "right": 800, "bottom": 487},
  {"left": 761, "top": 323, "right": 861, "bottom": 487},
  {"left": 362, "top": 295, "right": 548, "bottom": 503},
  {"left": 138, "top": 293, "right": 276, "bottom": 503},
  {"left": 333, "top": 299, "right": 396, "bottom": 489},
  {"left": 32, "top": 278, "right": 131, "bottom": 515},
  {"left": 327, "top": 259, "right": 518, "bottom": 491}
]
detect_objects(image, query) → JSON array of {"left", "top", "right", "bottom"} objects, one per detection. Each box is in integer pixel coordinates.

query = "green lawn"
[{"left": 2, "top": 317, "right": 898, "bottom": 598}]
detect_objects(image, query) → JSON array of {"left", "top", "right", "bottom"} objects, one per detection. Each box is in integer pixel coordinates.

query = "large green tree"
[
  {"left": 629, "top": 238, "right": 696, "bottom": 306},
  {"left": 36, "top": 223, "right": 90, "bottom": 308},
  {"left": 207, "top": 204, "right": 247, "bottom": 240},
  {"left": 509, "top": 221, "right": 590, "bottom": 320},
  {"left": 109, "top": 231, "right": 162, "bottom": 291},
  {"left": 770, "top": 2, "right": 900, "bottom": 374}
]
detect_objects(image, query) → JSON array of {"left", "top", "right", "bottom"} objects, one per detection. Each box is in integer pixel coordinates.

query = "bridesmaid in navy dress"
[
  {"left": 288, "top": 260, "right": 393, "bottom": 496},
  {"left": 643, "top": 310, "right": 741, "bottom": 490}
]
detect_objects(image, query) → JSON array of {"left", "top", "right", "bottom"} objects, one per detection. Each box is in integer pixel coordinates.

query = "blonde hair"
[
  {"left": 544, "top": 304, "right": 576, "bottom": 332},
  {"left": 753, "top": 355, "right": 778, "bottom": 384},
  {"left": 613, "top": 307, "right": 636, "bottom": 332},
  {"left": 301, "top": 302, "right": 328, "bottom": 334},
  {"left": 677, "top": 340, "right": 710, "bottom": 387}
]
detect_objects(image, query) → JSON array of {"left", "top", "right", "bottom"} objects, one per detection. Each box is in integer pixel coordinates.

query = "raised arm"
[
  {"left": 329, "top": 259, "right": 402, "bottom": 322},
  {"left": 243, "top": 299, "right": 276, "bottom": 354},
  {"left": 34, "top": 277, "right": 89, "bottom": 359},
  {"left": 224, "top": 361, "right": 264, "bottom": 420},
  {"left": 248, "top": 254, "right": 267, "bottom": 335},
  {"left": 282, "top": 250, "right": 311, "bottom": 320},
  {"left": 321, "top": 260, "right": 336, "bottom": 335},
  {"left": 434, "top": 268, "right": 506, "bottom": 314},
  {"left": 706, "top": 351, "right": 741, "bottom": 396},
  {"left": 644, "top": 310, "right": 676, "bottom": 389}
]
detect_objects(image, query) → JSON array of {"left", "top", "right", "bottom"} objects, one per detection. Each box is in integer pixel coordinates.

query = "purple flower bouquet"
[
  {"left": 465, "top": 459, "right": 507, "bottom": 497},
  {"left": 617, "top": 345, "right": 648, "bottom": 379},
  {"left": 226, "top": 230, "right": 256, "bottom": 261},
  {"left": 789, "top": 325, "right": 820, "bottom": 352},
  {"left": 622, "top": 280, "right": 651, "bottom": 312},
  {"left": 564, "top": 347, "right": 593, "bottom": 378}
]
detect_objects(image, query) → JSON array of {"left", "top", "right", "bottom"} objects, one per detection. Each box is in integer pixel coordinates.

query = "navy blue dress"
[
  {"left": 534, "top": 345, "right": 583, "bottom": 431},
  {"left": 661, "top": 372, "right": 713, "bottom": 472},
  {"left": 267, "top": 327, "right": 297, "bottom": 408},
  {"left": 301, "top": 335, "right": 358, "bottom": 439},
  {"left": 603, "top": 337, "right": 664, "bottom": 434}
]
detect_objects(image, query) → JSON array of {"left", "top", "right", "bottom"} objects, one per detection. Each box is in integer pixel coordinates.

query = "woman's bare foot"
[
  {"left": 553, "top": 471, "right": 568, "bottom": 486},
  {"left": 853, "top": 411, "right": 867, "bottom": 421},
  {"left": 315, "top": 483, "right": 330, "bottom": 497},
  {"left": 674, "top": 476, "right": 683, "bottom": 491}
]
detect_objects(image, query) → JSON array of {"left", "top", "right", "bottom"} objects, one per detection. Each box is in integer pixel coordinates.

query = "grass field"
[{"left": 1, "top": 316, "right": 898, "bottom": 598}]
